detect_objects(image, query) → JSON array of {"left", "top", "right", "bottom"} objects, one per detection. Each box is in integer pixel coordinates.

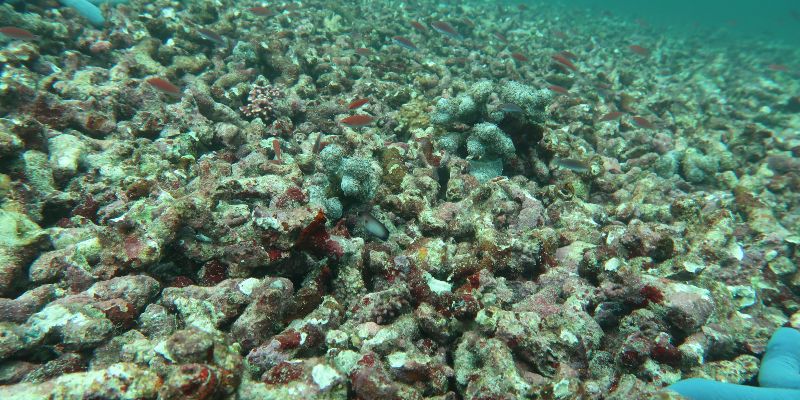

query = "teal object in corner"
[
  {"left": 668, "top": 378, "right": 800, "bottom": 400},
  {"left": 666, "top": 328, "right": 800, "bottom": 400},
  {"left": 759, "top": 328, "right": 800, "bottom": 390},
  {"left": 58, "top": 0, "right": 105, "bottom": 27}
]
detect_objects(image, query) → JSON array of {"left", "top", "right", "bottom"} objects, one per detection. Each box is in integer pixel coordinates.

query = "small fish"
[
  {"left": 197, "top": 28, "right": 225, "bottom": 45},
  {"left": 341, "top": 114, "right": 374, "bottom": 127},
  {"left": 461, "top": 17, "right": 475, "bottom": 27},
  {"left": 598, "top": 111, "right": 624, "bottom": 122},
  {"left": 554, "top": 158, "right": 589, "bottom": 173},
  {"left": 445, "top": 57, "right": 468, "bottom": 66},
  {"left": 247, "top": 7, "right": 276, "bottom": 16},
  {"left": 360, "top": 211, "right": 389, "bottom": 241},
  {"left": 410, "top": 21, "right": 428, "bottom": 33},
  {"left": 272, "top": 138, "right": 282, "bottom": 163},
  {"left": 766, "top": 155, "right": 800, "bottom": 173},
  {"left": 552, "top": 54, "right": 577, "bottom": 71},
  {"left": 511, "top": 52, "right": 529, "bottom": 62},
  {"left": 494, "top": 32, "right": 509, "bottom": 43},
  {"left": 628, "top": 45, "right": 650, "bottom": 56},
  {"left": 552, "top": 30, "right": 568, "bottom": 40},
  {"left": 354, "top": 47, "right": 373, "bottom": 56},
  {"left": 632, "top": 116, "right": 654, "bottom": 129},
  {"left": 498, "top": 103, "right": 524, "bottom": 113},
  {"left": 767, "top": 64, "right": 789, "bottom": 72},
  {"left": 146, "top": 77, "right": 181, "bottom": 96},
  {"left": 312, "top": 133, "right": 324, "bottom": 155},
  {"left": 392, "top": 35, "right": 417, "bottom": 51},
  {"left": 436, "top": 165, "right": 450, "bottom": 200},
  {"left": 0, "top": 26, "right": 38, "bottom": 41},
  {"left": 431, "top": 21, "right": 462, "bottom": 39},
  {"left": 559, "top": 50, "right": 578, "bottom": 60},
  {"left": 548, "top": 85, "right": 570, "bottom": 94},
  {"left": 347, "top": 98, "right": 370, "bottom": 110}
]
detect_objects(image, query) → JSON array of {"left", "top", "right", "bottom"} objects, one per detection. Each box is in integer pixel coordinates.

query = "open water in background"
[{"left": 521, "top": 0, "right": 800, "bottom": 46}]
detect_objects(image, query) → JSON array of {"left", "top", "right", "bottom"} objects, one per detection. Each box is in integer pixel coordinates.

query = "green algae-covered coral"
[{"left": 340, "top": 157, "right": 380, "bottom": 202}]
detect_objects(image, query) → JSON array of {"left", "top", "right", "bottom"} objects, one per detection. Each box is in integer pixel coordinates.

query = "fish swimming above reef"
[
  {"left": 247, "top": 6, "right": 277, "bottom": 17},
  {"left": 360, "top": 211, "right": 389, "bottom": 240},
  {"left": 410, "top": 20, "right": 428, "bottom": 34},
  {"left": 554, "top": 158, "right": 590, "bottom": 173},
  {"left": 341, "top": 114, "right": 375, "bottom": 127},
  {"left": 548, "top": 85, "right": 570, "bottom": 95},
  {"left": 598, "top": 111, "right": 625, "bottom": 122},
  {"left": 197, "top": 28, "right": 225, "bottom": 45},
  {"left": 552, "top": 54, "right": 577, "bottom": 71},
  {"left": 498, "top": 103, "right": 524, "bottom": 113},
  {"left": 392, "top": 36, "right": 417, "bottom": 51},
  {"left": 631, "top": 116, "right": 655, "bottom": 129},
  {"left": 511, "top": 52, "right": 529, "bottom": 63},
  {"left": 347, "top": 98, "right": 370, "bottom": 110},
  {"left": 0, "top": 26, "right": 38, "bottom": 40},
  {"left": 628, "top": 45, "right": 651, "bottom": 56},
  {"left": 146, "top": 77, "right": 182, "bottom": 97},
  {"left": 354, "top": 47, "right": 373, "bottom": 56},
  {"left": 430, "top": 21, "right": 462, "bottom": 39}
]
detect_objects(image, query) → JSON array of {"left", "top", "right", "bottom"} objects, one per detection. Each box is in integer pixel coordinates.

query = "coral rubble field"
[{"left": 0, "top": 0, "right": 799, "bottom": 399}]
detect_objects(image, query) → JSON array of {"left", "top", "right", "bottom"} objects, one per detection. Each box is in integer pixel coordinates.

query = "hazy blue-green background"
[{"left": 531, "top": 0, "right": 800, "bottom": 45}]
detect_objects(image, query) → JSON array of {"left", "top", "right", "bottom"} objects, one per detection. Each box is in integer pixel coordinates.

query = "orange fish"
[
  {"left": 629, "top": 45, "right": 650, "bottom": 56},
  {"left": 392, "top": 36, "right": 417, "bottom": 51},
  {"left": 431, "top": 21, "right": 462, "bottom": 39},
  {"left": 248, "top": 7, "right": 276, "bottom": 16},
  {"left": 146, "top": 77, "right": 181, "bottom": 96},
  {"left": 0, "top": 26, "right": 38, "bottom": 40},
  {"left": 559, "top": 50, "right": 578, "bottom": 60},
  {"left": 548, "top": 85, "right": 569, "bottom": 94},
  {"left": 354, "top": 47, "right": 373, "bottom": 56},
  {"left": 552, "top": 54, "right": 577, "bottom": 71},
  {"left": 410, "top": 21, "right": 428, "bottom": 34},
  {"left": 767, "top": 64, "right": 789, "bottom": 72},
  {"left": 632, "top": 116, "right": 654, "bottom": 129},
  {"left": 272, "top": 139, "right": 282, "bottom": 163},
  {"left": 511, "top": 52, "right": 529, "bottom": 62},
  {"left": 341, "top": 115, "right": 374, "bottom": 127},
  {"left": 598, "top": 111, "right": 625, "bottom": 122},
  {"left": 347, "top": 98, "right": 370, "bottom": 110},
  {"left": 197, "top": 28, "right": 225, "bottom": 45}
]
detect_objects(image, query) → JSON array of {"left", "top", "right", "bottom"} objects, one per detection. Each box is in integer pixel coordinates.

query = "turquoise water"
[{"left": 535, "top": 0, "right": 800, "bottom": 45}]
